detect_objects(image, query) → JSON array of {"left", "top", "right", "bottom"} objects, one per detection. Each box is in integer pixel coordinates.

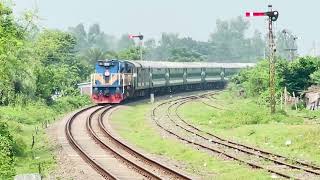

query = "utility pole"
[
  {"left": 282, "top": 29, "right": 298, "bottom": 61},
  {"left": 246, "top": 5, "right": 279, "bottom": 114}
]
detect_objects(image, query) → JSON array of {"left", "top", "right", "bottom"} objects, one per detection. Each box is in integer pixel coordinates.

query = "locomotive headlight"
[
  {"left": 93, "top": 88, "right": 99, "bottom": 94},
  {"left": 116, "top": 87, "right": 120, "bottom": 93}
]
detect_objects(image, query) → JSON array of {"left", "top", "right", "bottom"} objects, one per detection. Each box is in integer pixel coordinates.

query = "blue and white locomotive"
[{"left": 91, "top": 59, "right": 254, "bottom": 104}]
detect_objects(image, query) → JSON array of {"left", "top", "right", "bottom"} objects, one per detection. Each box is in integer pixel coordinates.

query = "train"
[{"left": 90, "top": 59, "right": 255, "bottom": 104}]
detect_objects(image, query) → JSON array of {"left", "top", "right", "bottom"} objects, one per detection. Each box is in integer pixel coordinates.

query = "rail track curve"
[{"left": 65, "top": 105, "right": 191, "bottom": 179}]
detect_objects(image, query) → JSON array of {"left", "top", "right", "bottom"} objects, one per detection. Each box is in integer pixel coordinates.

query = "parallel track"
[
  {"left": 65, "top": 105, "right": 117, "bottom": 179},
  {"left": 152, "top": 93, "right": 320, "bottom": 179},
  {"left": 99, "top": 107, "right": 191, "bottom": 180},
  {"left": 66, "top": 105, "right": 191, "bottom": 179},
  {"left": 179, "top": 95, "right": 320, "bottom": 172}
]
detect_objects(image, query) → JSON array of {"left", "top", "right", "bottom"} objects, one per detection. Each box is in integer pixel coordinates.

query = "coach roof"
[{"left": 126, "top": 60, "right": 255, "bottom": 69}]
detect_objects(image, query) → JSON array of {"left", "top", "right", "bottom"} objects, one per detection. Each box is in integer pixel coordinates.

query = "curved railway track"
[
  {"left": 152, "top": 93, "right": 320, "bottom": 179},
  {"left": 65, "top": 105, "right": 116, "bottom": 179},
  {"left": 99, "top": 107, "right": 192, "bottom": 180},
  {"left": 65, "top": 105, "right": 191, "bottom": 179},
  {"left": 178, "top": 95, "right": 320, "bottom": 171}
]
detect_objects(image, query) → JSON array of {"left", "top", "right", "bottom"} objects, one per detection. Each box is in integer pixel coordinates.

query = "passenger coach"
[{"left": 91, "top": 59, "right": 255, "bottom": 104}]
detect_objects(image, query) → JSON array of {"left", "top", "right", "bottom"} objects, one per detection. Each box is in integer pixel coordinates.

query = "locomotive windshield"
[{"left": 98, "top": 61, "right": 114, "bottom": 67}]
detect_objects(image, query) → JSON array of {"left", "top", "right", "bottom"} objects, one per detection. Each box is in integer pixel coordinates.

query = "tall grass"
[{"left": 0, "top": 95, "right": 91, "bottom": 177}]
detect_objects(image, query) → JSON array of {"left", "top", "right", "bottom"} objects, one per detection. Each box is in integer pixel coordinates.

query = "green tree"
[
  {"left": 117, "top": 46, "right": 143, "bottom": 60},
  {"left": 68, "top": 23, "right": 88, "bottom": 51},
  {"left": 234, "top": 60, "right": 270, "bottom": 96},
  {"left": 69, "top": 23, "right": 117, "bottom": 51},
  {"left": 281, "top": 57, "right": 320, "bottom": 94},
  {"left": 117, "top": 34, "right": 135, "bottom": 51},
  {"left": 84, "top": 48, "right": 109, "bottom": 64},
  {"left": 146, "top": 33, "right": 208, "bottom": 61},
  {"left": 0, "top": 3, "right": 30, "bottom": 105},
  {"left": 235, "top": 57, "right": 320, "bottom": 101},
  {"left": 310, "top": 69, "right": 320, "bottom": 85},
  {"left": 209, "top": 16, "right": 264, "bottom": 62},
  {"left": 34, "top": 30, "right": 89, "bottom": 101}
]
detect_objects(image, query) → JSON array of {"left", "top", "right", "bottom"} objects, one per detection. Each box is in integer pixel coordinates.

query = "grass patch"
[
  {"left": 0, "top": 95, "right": 91, "bottom": 178},
  {"left": 178, "top": 91, "right": 320, "bottom": 165},
  {"left": 111, "top": 103, "right": 271, "bottom": 179}
]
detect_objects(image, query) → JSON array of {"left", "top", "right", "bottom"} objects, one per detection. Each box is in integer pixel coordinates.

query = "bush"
[
  {"left": 234, "top": 57, "right": 320, "bottom": 101},
  {"left": 0, "top": 103, "right": 57, "bottom": 125},
  {"left": 0, "top": 122, "right": 15, "bottom": 178},
  {"left": 52, "top": 95, "right": 91, "bottom": 113}
]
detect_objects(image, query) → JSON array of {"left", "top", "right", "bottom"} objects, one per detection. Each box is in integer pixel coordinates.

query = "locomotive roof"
[{"left": 126, "top": 60, "right": 255, "bottom": 69}]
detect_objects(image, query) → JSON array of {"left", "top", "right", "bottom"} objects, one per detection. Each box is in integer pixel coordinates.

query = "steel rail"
[
  {"left": 86, "top": 106, "right": 161, "bottom": 180},
  {"left": 152, "top": 100, "right": 296, "bottom": 179},
  {"left": 185, "top": 94, "right": 320, "bottom": 172},
  {"left": 170, "top": 98, "right": 320, "bottom": 176},
  {"left": 65, "top": 105, "right": 117, "bottom": 180},
  {"left": 99, "top": 107, "right": 192, "bottom": 180}
]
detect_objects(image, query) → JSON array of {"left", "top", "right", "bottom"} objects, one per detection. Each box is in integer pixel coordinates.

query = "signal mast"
[
  {"left": 129, "top": 33, "right": 144, "bottom": 60},
  {"left": 246, "top": 5, "right": 279, "bottom": 114}
]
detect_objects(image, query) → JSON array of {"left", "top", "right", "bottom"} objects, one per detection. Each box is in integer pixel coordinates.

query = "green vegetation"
[
  {"left": 0, "top": 122, "right": 15, "bottom": 178},
  {"left": 111, "top": 104, "right": 271, "bottom": 179},
  {"left": 234, "top": 57, "right": 320, "bottom": 98},
  {"left": 0, "top": 0, "right": 310, "bottom": 178},
  {"left": 0, "top": 96, "right": 91, "bottom": 178},
  {"left": 0, "top": 3, "right": 93, "bottom": 178},
  {"left": 69, "top": 17, "right": 296, "bottom": 63},
  {"left": 208, "top": 56, "right": 320, "bottom": 166},
  {"left": 178, "top": 91, "right": 320, "bottom": 165}
]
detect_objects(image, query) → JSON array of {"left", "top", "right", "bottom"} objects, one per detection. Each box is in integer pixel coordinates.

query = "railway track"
[
  {"left": 65, "top": 105, "right": 117, "bottom": 179},
  {"left": 178, "top": 95, "right": 320, "bottom": 171},
  {"left": 99, "top": 106, "right": 192, "bottom": 180},
  {"left": 65, "top": 105, "right": 191, "bottom": 179},
  {"left": 152, "top": 93, "right": 320, "bottom": 179}
]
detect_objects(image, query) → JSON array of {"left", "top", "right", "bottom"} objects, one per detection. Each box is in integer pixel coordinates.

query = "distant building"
[
  {"left": 77, "top": 82, "right": 91, "bottom": 96},
  {"left": 303, "top": 85, "right": 320, "bottom": 110}
]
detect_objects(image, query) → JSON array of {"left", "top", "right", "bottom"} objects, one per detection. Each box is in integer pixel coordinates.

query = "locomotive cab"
[{"left": 91, "top": 60, "right": 134, "bottom": 104}]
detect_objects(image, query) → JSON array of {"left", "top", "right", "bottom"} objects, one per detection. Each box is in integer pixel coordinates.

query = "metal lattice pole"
[{"left": 268, "top": 5, "right": 276, "bottom": 114}]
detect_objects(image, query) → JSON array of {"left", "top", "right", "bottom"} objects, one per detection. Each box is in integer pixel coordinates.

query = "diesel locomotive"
[{"left": 91, "top": 59, "right": 255, "bottom": 104}]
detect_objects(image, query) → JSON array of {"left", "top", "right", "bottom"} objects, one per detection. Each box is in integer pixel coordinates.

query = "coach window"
[{"left": 121, "top": 63, "right": 132, "bottom": 73}]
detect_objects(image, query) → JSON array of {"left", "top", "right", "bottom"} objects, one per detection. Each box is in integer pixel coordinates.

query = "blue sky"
[{"left": 13, "top": 0, "right": 320, "bottom": 55}]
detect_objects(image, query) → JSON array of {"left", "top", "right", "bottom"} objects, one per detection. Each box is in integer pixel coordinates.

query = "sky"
[{"left": 12, "top": 0, "right": 320, "bottom": 55}]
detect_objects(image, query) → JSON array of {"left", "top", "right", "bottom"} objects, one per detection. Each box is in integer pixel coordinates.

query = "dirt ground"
[{"left": 45, "top": 109, "right": 103, "bottom": 180}]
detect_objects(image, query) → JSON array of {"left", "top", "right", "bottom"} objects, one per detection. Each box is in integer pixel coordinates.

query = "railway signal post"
[
  {"left": 129, "top": 33, "right": 144, "bottom": 60},
  {"left": 246, "top": 5, "right": 279, "bottom": 114}
]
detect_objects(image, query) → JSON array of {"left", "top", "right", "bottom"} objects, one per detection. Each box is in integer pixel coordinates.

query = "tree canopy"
[{"left": 68, "top": 17, "right": 273, "bottom": 64}]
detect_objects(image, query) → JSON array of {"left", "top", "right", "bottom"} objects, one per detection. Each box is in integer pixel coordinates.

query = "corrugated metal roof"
[{"left": 126, "top": 60, "right": 255, "bottom": 69}]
